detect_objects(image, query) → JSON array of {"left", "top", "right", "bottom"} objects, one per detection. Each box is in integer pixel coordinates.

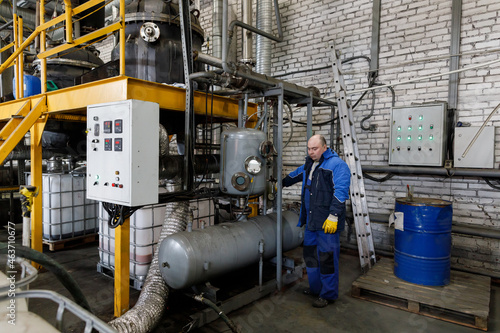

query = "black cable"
[
  {"left": 103, "top": 202, "right": 141, "bottom": 228},
  {"left": 483, "top": 178, "right": 500, "bottom": 191},
  {"left": 0, "top": 243, "right": 92, "bottom": 312},
  {"left": 363, "top": 173, "right": 395, "bottom": 182}
]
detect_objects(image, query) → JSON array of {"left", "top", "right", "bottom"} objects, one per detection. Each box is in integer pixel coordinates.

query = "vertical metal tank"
[
  {"left": 394, "top": 197, "right": 453, "bottom": 286},
  {"left": 158, "top": 210, "right": 303, "bottom": 289},
  {"left": 111, "top": 0, "right": 205, "bottom": 84},
  {"left": 220, "top": 128, "right": 267, "bottom": 196}
]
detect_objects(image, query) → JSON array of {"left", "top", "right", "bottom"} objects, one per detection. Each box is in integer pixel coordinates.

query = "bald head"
[{"left": 308, "top": 135, "right": 328, "bottom": 161}]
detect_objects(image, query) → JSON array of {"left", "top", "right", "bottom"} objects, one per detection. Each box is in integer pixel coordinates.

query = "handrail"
[{"left": 0, "top": 0, "right": 126, "bottom": 97}]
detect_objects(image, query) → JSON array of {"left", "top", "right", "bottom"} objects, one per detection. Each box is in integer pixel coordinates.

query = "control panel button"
[
  {"left": 114, "top": 138, "right": 123, "bottom": 151},
  {"left": 103, "top": 121, "right": 112, "bottom": 133},
  {"left": 115, "top": 119, "right": 123, "bottom": 133},
  {"left": 104, "top": 138, "right": 112, "bottom": 151}
]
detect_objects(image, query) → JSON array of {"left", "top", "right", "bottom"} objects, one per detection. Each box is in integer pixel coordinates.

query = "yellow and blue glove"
[{"left": 322, "top": 214, "right": 338, "bottom": 234}]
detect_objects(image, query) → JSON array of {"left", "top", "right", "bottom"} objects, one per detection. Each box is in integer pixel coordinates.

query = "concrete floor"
[{"left": 1, "top": 231, "right": 499, "bottom": 333}]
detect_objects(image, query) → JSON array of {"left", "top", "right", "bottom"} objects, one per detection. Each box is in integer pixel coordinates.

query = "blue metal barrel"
[{"left": 394, "top": 197, "right": 453, "bottom": 286}]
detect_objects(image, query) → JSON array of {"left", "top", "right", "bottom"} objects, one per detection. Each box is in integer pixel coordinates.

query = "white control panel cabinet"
[
  {"left": 454, "top": 126, "right": 495, "bottom": 168},
  {"left": 86, "top": 100, "right": 159, "bottom": 206},
  {"left": 389, "top": 103, "right": 447, "bottom": 166}
]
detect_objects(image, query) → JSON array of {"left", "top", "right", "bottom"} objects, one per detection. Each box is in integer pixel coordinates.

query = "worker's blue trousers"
[{"left": 303, "top": 228, "right": 340, "bottom": 301}]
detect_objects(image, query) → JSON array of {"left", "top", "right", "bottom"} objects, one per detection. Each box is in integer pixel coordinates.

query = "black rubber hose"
[
  {"left": 0, "top": 242, "right": 92, "bottom": 312},
  {"left": 192, "top": 295, "right": 239, "bottom": 333}
]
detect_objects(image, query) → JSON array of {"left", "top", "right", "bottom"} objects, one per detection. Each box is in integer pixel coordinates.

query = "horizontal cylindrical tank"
[
  {"left": 220, "top": 128, "right": 267, "bottom": 196},
  {"left": 158, "top": 210, "right": 303, "bottom": 289}
]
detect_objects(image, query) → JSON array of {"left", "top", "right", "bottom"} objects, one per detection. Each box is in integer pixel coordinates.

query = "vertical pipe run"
[
  {"left": 119, "top": 0, "right": 125, "bottom": 75},
  {"left": 114, "top": 218, "right": 130, "bottom": 317},
  {"left": 242, "top": 0, "right": 253, "bottom": 63},
  {"left": 18, "top": 16, "right": 24, "bottom": 99},
  {"left": 306, "top": 91, "right": 313, "bottom": 141},
  {"left": 212, "top": 0, "right": 223, "bottom": 59},
  {"left": 448, "top": 0, "right": 462, "bottom": 110},
  {"left": 255, "top": 0, "right": 272, "bottom": 75},
  {"left": 13, "top": 14, "right": 18, "bottom": 99},
  {"left": 275, "top": 85, "right": 284, "bottom": 290},
  {"left": 40, "top": 0, "right": 46, "bottom": 93},
  {"left": 63, "top": 0, "right": 73, "bottom": 44},
  {"left": 370, "top": 0, "right": 381, "bottom": 78}
]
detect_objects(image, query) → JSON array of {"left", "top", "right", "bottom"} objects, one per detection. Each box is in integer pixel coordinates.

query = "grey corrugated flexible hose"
[{"left": 109, "top": 201, "right": 190, "bottom": 332}]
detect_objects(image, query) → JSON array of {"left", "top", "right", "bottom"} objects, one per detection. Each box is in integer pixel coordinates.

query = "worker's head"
[{"left": 308, "top": 135, "right": 327, "bottom": 162}]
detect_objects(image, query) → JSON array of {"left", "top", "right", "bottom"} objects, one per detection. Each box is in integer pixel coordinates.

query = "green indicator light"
[
  {"left": 418, "top": 125, "right": 423, "bottom": 130},
  {"left": 419, "top": 115, "right": 423, "bottom": 120},
  {"left": 430, "top": 124, "right": 434, "bottom": 129},
  {"left": 408, "top": 125, "right": 412, "bottom": 130},
  {"left": 407, "top": 135, "right": 411, "bottom": 141},
  {"left": 95, "top": 175, "right": 100, "bottom": 180},
  {"left": 397, "top": 135, "right": 401, "bottom": 141},
  {"left": 429, "top": 134, "right": 434, "bottom": 140},
  {"left": 418, "top": 135, "right": 422, "bottom": 140},
  {"left": 397, "top": 126, "right": 401, "bottom": 131}
]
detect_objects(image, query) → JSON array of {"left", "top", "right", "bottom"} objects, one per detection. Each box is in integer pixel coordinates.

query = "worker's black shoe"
[
  {"left": 312, "top": 297, "right": 333, "bottom": 308},
  {"left": 303, "top": 288, "right": 317, "bottom": 296}
]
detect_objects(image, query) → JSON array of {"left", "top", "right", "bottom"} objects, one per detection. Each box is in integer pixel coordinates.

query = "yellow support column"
[
  {"left": 40, "top": 0, "right": 47, "bottom": 93},
  {"left": 114, "top": 217, "right": 130, "bottom": 317},
  {"left": 12, "top": 14, "right": 18, "bottom": 99},
  {"left": 18, "top": 16, "right": 24, "bottom": 99},
  {"left": 30, "top": 114, "right": 47, "bottom": 256},
  {"left": 119, "top": 0, "right": 125, "bottom": 75}
]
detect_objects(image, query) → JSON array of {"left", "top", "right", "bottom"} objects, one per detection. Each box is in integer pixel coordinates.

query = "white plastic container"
[
  {"left": 26, "top": 173, "right": 98, "bottom": 240},
  {"left": 98, "top": 203, "right": 166, "bottom": 288}
]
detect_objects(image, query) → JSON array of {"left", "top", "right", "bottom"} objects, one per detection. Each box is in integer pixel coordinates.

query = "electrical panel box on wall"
[
  {"left": 454, "top": 126, "right": 494, "bottom": 168},
  {"left": 389, "top": 103, "right": 447, "bottom": 166},
  {"left": 86, "top": 100, "right": 159, "bottom": 206}
]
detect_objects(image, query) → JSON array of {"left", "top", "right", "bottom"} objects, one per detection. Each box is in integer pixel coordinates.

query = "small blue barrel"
[
  {"left": 13, "top": 75, "right": 41, "bottom": 98},
  {"left": 394, "top": 197, "right": 453, "bottom": 286}
]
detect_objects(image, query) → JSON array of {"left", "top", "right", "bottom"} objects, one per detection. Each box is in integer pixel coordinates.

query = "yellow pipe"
[
  {"left": 0, "top": 29, "right": 40, "bottom": 75},
  {"left": 114, "top": 217, "right": 130, "bottom": 317},
  {"left": 18, "top": 16, "right": 24, "bottom": 99},
  {"left": 119, "top": 0, "right": 125, "bottom": 75},
  {"left": 0, "top": 42, "right": 14, "bottom": 54},
  {"left": 40, "top": 0, "right": 47, "bottom": 93},
  {"left": 63, "top": 0, "right": 73, "bottom": 44},
  {"left": 13, "top": 14, "right": 18, "bottom": 99}
]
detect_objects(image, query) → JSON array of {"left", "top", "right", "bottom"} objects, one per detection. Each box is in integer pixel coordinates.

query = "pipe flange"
[{"left": 140, "top": 22, "right": 160, "bottom": 43}]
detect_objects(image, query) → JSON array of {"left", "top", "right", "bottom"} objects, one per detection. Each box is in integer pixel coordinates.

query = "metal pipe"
[
  {"left": 275, "top": 85, "right": 284, "bottom": 290},
  {"left": 109, "top": 201, "right": 190, "bottom": 332},
  {"left": 18, "top": 16, "right": 24, "bottom": 99},
  {"left": 0, "top": 4, "right": 39, "bottom": 30},
  {"left": 159, "top": 155, "right": 220, "bottom": 180},
  {"left": 282, "top": 163, "right": 500, "bottom": 179},
  {"left": 40, "top": 0, "right": 46, "bottom": 94},
  {"left": 63, "top": 0, "right": 73, "bottom": 43},
  {"left": 212, "top": 0, "right": 223, "bottom": 59},
  {"left": 255, "top": 0, "right": 273, "bottom": 75},
  {"left": 119, "top": 0, "right": 125, "bottom": 75},
  {"left": 241, "top": 0, "right": 253, "bottom": 64},
  {"left": 448, "top": 0, "right": 462, "bottom": 110}
]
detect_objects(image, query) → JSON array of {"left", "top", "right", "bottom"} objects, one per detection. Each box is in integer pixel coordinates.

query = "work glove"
[{"left": 322, "top": 214, "right": 338, "bottom": 234}]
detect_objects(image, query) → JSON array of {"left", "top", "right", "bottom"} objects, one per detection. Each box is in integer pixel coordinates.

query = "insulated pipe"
[
  {"left": 283, "top": 163, "right": 500, "bottom": 178},
  {"left": 255, "top": 0, "right": 272, "bottom": 75},
  {"left": 241, "top": 0, "right": 253, "bottom": 64},
  {"left": 212, "top": 0, "right": 223, "bottom": 59},
  {"left": 0, "top": 3, "right": 40, "bottom": 30},
  {"left": 159, "top": 155, "right": 220, "bottom": 180},
  {"left": 158, "top": 210, "right": 303, "bottom": 290},
  {"left": 109, "top": 201, "right": 190, "bottom": 333}
]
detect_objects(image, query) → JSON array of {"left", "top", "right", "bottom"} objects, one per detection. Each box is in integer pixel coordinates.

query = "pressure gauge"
[
  {"left": 245, "top": 156, "right": 262, "bottom": 175},
  {"left": 259, "top": 141, "right": 275, "bottom": 158}
]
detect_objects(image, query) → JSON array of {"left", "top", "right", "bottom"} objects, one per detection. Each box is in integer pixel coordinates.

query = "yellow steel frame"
[
  {"left": 114, "top": 218, "right": 130, "bottom": 317},
  {"left": 0, "top": 0, "right": 257, "bottom": 317}
]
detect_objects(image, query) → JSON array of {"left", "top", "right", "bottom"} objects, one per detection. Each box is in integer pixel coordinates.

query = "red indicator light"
[
  {"left": 112, "top": 183, "right": 116, "bottom": 187},
  {"left": 119, "top": 184, "right": 123, "bottom": 188},
  {"left": 408, "top": 116, "right": 412, "bottom": 120},
  {"left": 115, "top": 141, "right": 119, "bottom": 144}
]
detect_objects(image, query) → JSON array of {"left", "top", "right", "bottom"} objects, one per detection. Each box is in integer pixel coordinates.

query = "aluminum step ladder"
[{"left": 330, "top": 45, "right": 376, "bottom": 271}]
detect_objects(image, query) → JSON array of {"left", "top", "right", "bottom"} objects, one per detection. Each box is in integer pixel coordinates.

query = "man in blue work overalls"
[{"left": 283, "top": 134, "right": 350, "bottom": 307}]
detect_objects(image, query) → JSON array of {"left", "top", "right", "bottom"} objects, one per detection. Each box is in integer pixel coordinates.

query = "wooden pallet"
[
  {"left": 43, "top": 233, "right": 98, "bottom": 251},
  {"left": 351, "top": 259, "right": 491, "bottom": 331}
]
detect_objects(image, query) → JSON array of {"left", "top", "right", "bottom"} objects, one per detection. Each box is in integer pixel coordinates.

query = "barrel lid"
[{"left": 396, "top": 197, "right": 452, "bottom": 207}]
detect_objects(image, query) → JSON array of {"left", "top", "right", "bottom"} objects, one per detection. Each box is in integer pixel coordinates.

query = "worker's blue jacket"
[{"left": 283, "top": 148, "right": 350, "bottom": 232}]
